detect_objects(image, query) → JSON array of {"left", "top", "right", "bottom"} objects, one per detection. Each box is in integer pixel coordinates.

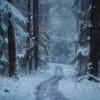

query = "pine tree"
[
  {"left": 72, "top": 0, "right": 90, "bottom": 76},
  {"left": 39, "top": 0, "right": 49, "bottom": 68},
  {"left": 0, "top": 0, "right": 27, "bottom": 75}
]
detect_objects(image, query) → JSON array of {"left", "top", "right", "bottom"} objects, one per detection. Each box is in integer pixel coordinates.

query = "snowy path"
[
  {"left": 35, "top": 66, "right": 67, "bottom": 100},
  {"left": 0, "top": 63, "right": 100, "bottom": 100},
  {"left": 0, "top": 63, "right": 71, "bottom": 100}
]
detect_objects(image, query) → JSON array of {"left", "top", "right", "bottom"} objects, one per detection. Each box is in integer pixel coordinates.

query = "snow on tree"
[
  {"left": 0, "top": 0, "right": 27, "bottom": 75},
  {"left": 72, "top": 0, "right": 91, "bottom": 76}
]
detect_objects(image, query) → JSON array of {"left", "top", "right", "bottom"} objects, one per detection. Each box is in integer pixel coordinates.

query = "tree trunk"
[
  {"left": 27, "top": 0, "right": 33, "bottom": 72},
  {"left": 8, "top": 12, "right": 16, "bottom": 76},
  {"left": 33, "top": 0, "right": 39, "bottom": 70},
  {"left": 27, "top": 0, "right": 31, "bottom": 35},
  {"left": 89, "top": 0, "right": 100, "bottom": 79}
]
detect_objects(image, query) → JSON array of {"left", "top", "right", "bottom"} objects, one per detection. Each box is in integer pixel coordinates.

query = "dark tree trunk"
[
  {"left": 89, "top": 0, "right": 100, "bottom": 78},
  {"left": 27, "top": 0, "right": 33, "bottom": 72},
  {"left": 27, "top": 0, "right": 31, "bottom": 35},
  {"left": 33, "top": 0, "right": 39, "bottom": 70},
  {"left": 7, "top": 12, "right": 16, "bottom": 76}
]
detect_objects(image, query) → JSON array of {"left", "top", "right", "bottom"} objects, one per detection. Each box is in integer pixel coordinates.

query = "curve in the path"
[{"left": 35, "top": 66, "right": 68, "bottom": 100}]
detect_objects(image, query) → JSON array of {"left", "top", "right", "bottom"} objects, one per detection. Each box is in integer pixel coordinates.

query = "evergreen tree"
[
  {"left": 39, "top": 0, "right": 49, "bottom": 68},
  {"left": 0, "top": 0, "right": 27, "bottom": 75},
  {"left": 72, "top": 0, "right": 91, "bottom": 76}
]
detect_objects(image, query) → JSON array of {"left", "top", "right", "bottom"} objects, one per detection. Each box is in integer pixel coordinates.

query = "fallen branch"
[{"left": 76, "top": 74, "right": 100, "bottom": 82}]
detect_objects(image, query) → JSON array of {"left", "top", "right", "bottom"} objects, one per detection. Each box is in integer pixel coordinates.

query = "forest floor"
[
  {"left": 0, "top": 63, "right": 60, "bottom": 100},
  {"left": 0, "top": 63, "right": 100, "bottom": 100}
]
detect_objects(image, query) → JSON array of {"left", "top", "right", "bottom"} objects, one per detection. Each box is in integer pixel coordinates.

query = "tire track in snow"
[{"left": 35, "top": 66, "right": 68, "bottom": 100}]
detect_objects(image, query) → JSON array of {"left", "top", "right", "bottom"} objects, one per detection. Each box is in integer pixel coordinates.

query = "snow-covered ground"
[
  {"left": 0, "top": 63, "right": 100, "bottom": 100},
  {"left": 0, "top": 64, "right": 55, "bottom": 100},
  {"left": 58, "top": 63, "right": 100, "bottom": 100}
]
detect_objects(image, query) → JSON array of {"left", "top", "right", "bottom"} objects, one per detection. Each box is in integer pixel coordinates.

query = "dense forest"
[{"left": 0, "top": 0, "right": 100, "bottom": 100}]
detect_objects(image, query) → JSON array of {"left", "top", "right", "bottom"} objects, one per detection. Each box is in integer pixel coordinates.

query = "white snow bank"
[
  {"left": 0, "top": 64, "right": 55, "bottom": 100},
  {"left": 58, "top": 64, "right": 100, "bottom": 100}
]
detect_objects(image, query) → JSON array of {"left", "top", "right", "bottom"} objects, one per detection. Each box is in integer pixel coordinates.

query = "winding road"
[{"left": 35, "top": 66, "right": 67, "bottom": 100}]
